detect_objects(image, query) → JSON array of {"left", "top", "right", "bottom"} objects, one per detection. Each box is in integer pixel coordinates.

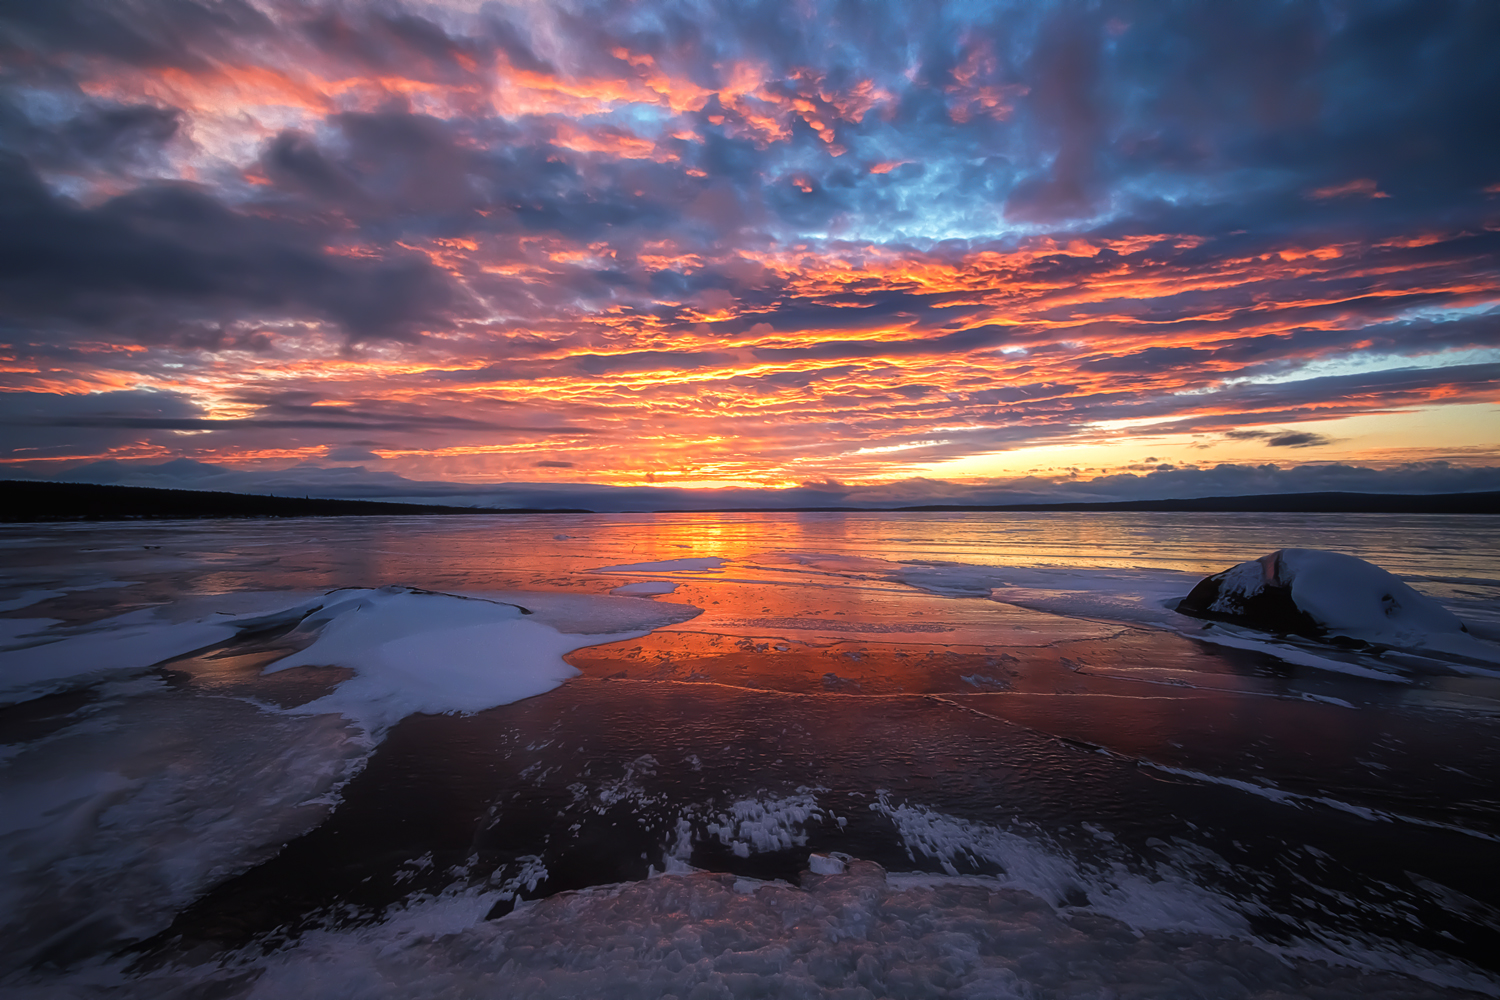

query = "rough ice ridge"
[{"left": 13, "top": 870, "right": 1492, "bottom": 999}]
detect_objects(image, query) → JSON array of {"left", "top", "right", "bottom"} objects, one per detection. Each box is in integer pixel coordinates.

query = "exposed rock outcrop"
[{"left": 1176, "top": 548, "right": 1467, "bottom": 645}]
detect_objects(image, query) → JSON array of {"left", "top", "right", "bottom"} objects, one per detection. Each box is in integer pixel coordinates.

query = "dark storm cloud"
[
  {"left": 257, "top": 111, "right": 502, "bottom": 234},
  {"left": 0, "top": 0, "right": 271, "bottom": 71},
  {"left": 1076, "top": 347, "right": 1214, "bottom": 373},
  {"left": 1003, "top": 7, "right": 1106, "bottom": 222},
  {"left": 0, "top": 99, "right": 181, "bottom": 175},
  {"left": 300, "top": 5, "right": 487, "bottom": 82},
  {"left": 0, "top": 389, "right": 207, "bottom": 457},
  {"left": 0, "top": 389, "right": 597, "bottom": 449},
  {"left": 324, "top": 446, "right": 383, "bottom": 462},
  {"left": 1266, "top": 432, "right": 1333, "bottom": 448},
  {"left": 1224, "top": 429, "right": 1336, "bottom": 449},
  {"left": 0, "top": 153, "right": 468, "bottom": 343},
  {"left": 1213, "top": 363, "right": 1500, "bottom": 414}
]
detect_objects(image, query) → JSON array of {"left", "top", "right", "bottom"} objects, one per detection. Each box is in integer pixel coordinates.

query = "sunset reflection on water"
[{"left": 2, "top": 510, "right": 1498, "bottom": 993}]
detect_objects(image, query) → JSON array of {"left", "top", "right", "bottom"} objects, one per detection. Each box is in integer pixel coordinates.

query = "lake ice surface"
[{"left": 1, "top": 511, "right": 1498, "bottom": 997}]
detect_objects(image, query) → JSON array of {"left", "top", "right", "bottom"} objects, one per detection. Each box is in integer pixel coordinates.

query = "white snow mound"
[
  {"left": 1224, "top": 549, "right": 1464, "bottom": 643},
  {"left": 265, "top": 588, "right": 626, "bottom": 730}
]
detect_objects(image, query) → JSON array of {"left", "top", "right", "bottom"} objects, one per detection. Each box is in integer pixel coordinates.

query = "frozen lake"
[{"left": 2, "top": 511, "right": 1498, "bottom": 998}]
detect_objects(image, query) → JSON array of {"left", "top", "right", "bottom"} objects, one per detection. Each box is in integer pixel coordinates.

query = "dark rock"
[
  {"left": 1175, "top": 548, "right": 1467, "bottom": 645},
  {"left": 1176, "top": 550, "right": 1324, "bottom": 638}
]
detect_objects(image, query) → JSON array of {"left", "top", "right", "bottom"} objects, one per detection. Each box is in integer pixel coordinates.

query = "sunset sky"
[{"left": 2, "top": 0, "right": 1498, "bottom": 507}]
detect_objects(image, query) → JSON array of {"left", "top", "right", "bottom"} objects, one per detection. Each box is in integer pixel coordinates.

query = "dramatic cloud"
[{"left": 1, "top": 0, "right": 1497, "bottom": 500}]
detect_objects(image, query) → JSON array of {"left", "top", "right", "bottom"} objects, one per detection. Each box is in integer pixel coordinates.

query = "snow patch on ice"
[
  {"left": 895, "top": 561, "right": 1197, "bottom": 627},
  {"left": 610, "top": 581, "right": 679, "bottom": 597},
  {"left": 457, "top": 590, "right": 700, "bottom": 634},
  {"left": 808, "top": 852, "right": 847, "bottom": 875},
  {"left": 1192, "top": 630, "right": 1413, "bottom": 682},
  {"left": 262, "top": 588, "right": 651, "bottom": 731},
  {"left": 869, "top": 794, "right": 1498, "bottom": 993},
  {"left": 1142, "top": 763, "right": 1500, "bottom": 843},
  {"left": 594, "top": 556, "right": 727, "bottom": 573}
]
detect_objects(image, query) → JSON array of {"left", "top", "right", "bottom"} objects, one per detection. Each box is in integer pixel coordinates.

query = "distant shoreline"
[
  {"left": 889, "top": 490, "right": 1500, "bottom": 515},
  {"left": 0, "top": 481, "right": 591, "bottom": 521},
  {"left": 2, "top": 480, "right": 1496, "bottom": 522}
]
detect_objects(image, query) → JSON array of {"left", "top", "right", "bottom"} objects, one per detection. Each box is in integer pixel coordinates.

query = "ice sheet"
[
  {"left": 0, "top": 590, "right": 65, "bottom": 613},
  {"left": 884, "top": 557, "right": 1500, "bottom": 676},
  {"left": 594, "top": 557, "right": 728, "bottom": 573},
  {"left": 1191, "top": 630, "right": 1414, "bottom": 682},
  {"left": 610, "top": 581, "right": 679, "bottom": 597},
  {"left": 0, "top": 690, "right": 366, "bottom": 976},
  {"left": 0, "top": 609, "right": 241, "bottom": 704},
  {"left": 0, "top": 584, "right": 710, "bottom": 982},
  {"left": 456, "top": 590, "right": 699, "bottom": 634},
  {"left": 893, "top": 561, "right": 1199, "bottom": 626}
]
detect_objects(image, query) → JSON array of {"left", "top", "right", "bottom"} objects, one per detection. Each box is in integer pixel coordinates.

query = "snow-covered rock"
[{"left": 1176, "top": 549, "right": 1466, "bottom": 646}]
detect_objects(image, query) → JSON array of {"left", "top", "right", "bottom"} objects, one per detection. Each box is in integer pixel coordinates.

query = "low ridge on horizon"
[{"left": 5, "top": 478, "right": 1495, "bottom": 522}]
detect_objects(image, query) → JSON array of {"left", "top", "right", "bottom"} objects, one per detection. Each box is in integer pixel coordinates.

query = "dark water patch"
[
  {"left": 0, "top": 684, "right": 98, "bottom": 743},
  {"left": 158, "top": 644, "right": 353, "bottom": 710}
]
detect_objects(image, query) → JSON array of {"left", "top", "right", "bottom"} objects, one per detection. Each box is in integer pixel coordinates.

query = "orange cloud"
[{"left": 1307, "top": 178, "right": 1390, "bottom": 200}]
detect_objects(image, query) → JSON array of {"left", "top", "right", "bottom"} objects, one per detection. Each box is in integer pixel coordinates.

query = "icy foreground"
[
  {"left": 2, "top": 516, "right": 1497, "bottom": 998},
  {"left": 0, "top": 586, "right": 672, "bottom": 974},
  {"left": 34, "top": 866, "right": 1486, "bottom": 1000}
]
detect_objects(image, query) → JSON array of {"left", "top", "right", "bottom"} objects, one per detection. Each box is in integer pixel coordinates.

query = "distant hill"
[
  {"left": 894, "top": 491, "right": 1500, "bottom": 515},
  {"left": 3, "top": 480, "right": 1495, "bottom": 522},
  {"left": 0, "top": 481, "right": 592, "bottom": 522}
]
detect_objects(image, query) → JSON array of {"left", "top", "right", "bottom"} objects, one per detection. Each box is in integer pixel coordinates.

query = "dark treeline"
[
  {"left": 0, "top": 481, "right": 591, "bottom": 521},
  {"left": 3, "top": 480, "right": 1495, "bottom": 522},
  {"left": 894, "top": 491, "right": 1500, "bottom": 515}
]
